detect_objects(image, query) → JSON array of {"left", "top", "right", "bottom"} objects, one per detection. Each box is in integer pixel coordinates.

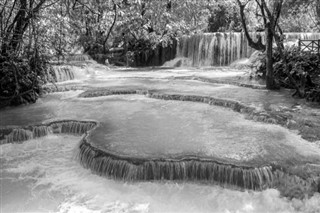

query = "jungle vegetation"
[{"left": 1, "top": 0, "right": 320, "bottom": 106}]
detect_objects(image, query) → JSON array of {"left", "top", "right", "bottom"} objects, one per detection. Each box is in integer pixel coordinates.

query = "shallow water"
[
  {"left": 2, "top": 93, "right": 319, "bottom": 167},
  {"left": 1, "top": 135, "right": 320, "bottom": 213}
]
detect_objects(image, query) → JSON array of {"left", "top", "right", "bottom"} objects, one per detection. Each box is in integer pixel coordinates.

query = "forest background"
[{"left": 1, "top": 0, "right": 320, "bottom": 106}]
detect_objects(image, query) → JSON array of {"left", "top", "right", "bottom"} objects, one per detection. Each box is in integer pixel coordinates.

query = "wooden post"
[{"left": 298, "top": 39, "right": 301, "bottom": 50}]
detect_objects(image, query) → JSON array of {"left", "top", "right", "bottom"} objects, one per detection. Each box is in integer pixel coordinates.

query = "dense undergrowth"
[
  {"left": 0, "top": 51, "right": 52, "bottom": 108},
  {"left": 252, "top": 46, "right": 320, "bottom": 103}
]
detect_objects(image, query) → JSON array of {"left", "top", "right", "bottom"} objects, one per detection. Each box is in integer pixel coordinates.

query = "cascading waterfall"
[
  {"left": 65, "top": 54, "right": 92, "bottom": 62},
  {"left": 49, "top": 66, "right": 75, "bottom": 82},
  {"left": 0, "top": 120, "right": 97, "bottom": 144},
  {"left": 2, "top": 128, "right": 34, "bottom": 143},
  {"left": 77, "top": 138, "right": 275, "bottom": 190},
  {"left": 285, "top": 32, "right": 320, "bottom": 41},
  {"left": 176, "top": 32, "right": 320, "bottom": 66},
  {"left": 77, "top": 132, "right": 315, "bottom": 193},
  {"left": 46, "top": 54, "right": 94, "bottom": 82}
]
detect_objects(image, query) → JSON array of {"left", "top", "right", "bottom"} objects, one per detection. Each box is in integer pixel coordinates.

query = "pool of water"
[{"left": 2, "top": 92, "right": 320, "bottom": 167}]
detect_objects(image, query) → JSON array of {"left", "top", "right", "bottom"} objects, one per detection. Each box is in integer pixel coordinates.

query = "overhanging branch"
[{"left": 236, "top": 0, "right": 265, "bottom": 51}]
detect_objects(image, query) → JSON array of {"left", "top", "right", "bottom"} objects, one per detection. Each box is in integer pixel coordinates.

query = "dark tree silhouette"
[{"left": 236, "top": 0, "right": 283, "bottom": 90}]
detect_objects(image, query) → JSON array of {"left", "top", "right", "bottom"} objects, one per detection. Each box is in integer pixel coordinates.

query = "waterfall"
[
  {"left": 285, "top": 32, "right": 320, "bottom": 41},
  {"left": 77, "top": 137, "right": 275, "bottom": 190},
  {"left": 176, "top": 33, "right": 254, "bottom": 66},
  {"left": 3, "top": 128, "right": 34, "bottom": 143},
  {"left": 77, "top": 137, "right": 315, "bottom": 192},
  {"left": 50, "top": 121, "right": 96, "bottom": 135},
  {"left": 1, "top": 120, "right": 97, "bottom": 144},
  {"left": 176, "top": 32, "right": 320, "bottom": 66},
  {"left": 50, "top": 66, "right": 75, "bottom": 82},
  {"left": 66, "top": 54, "right": 92, "bottom": 62}
]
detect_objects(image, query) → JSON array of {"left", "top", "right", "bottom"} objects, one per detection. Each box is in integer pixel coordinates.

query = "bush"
[
  {"left": 207, "top": 2, "right": 241, "bottom": 32},
  {"left": 253, "top": 46, "right": 320, "bottom": 103},
  {"left": 0, "top": 51, "right": 50, "bottom": 107},
  {"left": 273, "top": 47, "right": 319, "bottom": 85}
]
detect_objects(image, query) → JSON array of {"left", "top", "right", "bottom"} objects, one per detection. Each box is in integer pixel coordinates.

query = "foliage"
[
  {"left": 41, "top": 4, "right": 79, "bottom": 59},
  {"left": 1, "top": 0, "right": 320, "bottom": 107},
  {"left": 273, "top": 47, "right": 319, "bottom": 84},
  {"left": 0, "top": 0, "right": 222, "bottom": 107},
  {"left": 0, "top": 0, "right": 51, "bottom": 107},
  {"left": 207, "top": 1, "right": 241, "bottom": 32},
  {"left": 0, "top": 50, "right": 50, "bottom": 107},
  {"left": 236, "top": 0, "right": 284, "bottom": 90},
  {"left": 280, "top": 0, "right": 320, "bottom": 32},
  {"left": 253, "top": 46, "right": 320, "bottom": 102}
]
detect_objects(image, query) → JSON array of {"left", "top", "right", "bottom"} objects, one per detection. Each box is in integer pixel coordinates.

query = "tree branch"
[
  {"left": 260, "top": 0, "right": 272, "bottom": 20},
  {"left": 236, "top": 0, "right": 265, "bottom": 51},
  {"left": 273, "top": 0, "right": 283, "bottom": 27},
  {"left": 255, "top": 0, "right": 267, "bottom": 25},
  {"left": 3, "top": 0, "right": 18, "bottom": 34},
  {"left": 0, "top": 0, "right": 9, "bottom": 17}
]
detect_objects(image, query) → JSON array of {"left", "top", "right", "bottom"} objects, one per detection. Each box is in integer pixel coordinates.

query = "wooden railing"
[{"left": 298, "top": 39, "right": 320, "bottom": 53}]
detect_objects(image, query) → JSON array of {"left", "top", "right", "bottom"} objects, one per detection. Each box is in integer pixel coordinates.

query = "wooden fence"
[{"left": 298, "top": 39, "right": 320, "bottom": 53}]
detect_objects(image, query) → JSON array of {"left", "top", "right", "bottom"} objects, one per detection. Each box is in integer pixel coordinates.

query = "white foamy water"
[{"left": 1, "top": 135, "right": 320, "bottom": 213}]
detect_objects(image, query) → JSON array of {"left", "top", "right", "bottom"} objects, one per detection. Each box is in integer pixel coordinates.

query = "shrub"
[
  {"left": 0, "top": 51, "right": 50, "bottom": 107},
  {"left": 253, "top": 46, "right": 320, "bottom": 103}
]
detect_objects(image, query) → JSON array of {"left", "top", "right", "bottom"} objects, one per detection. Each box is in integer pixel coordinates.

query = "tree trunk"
[
  {"left": 8, "top": 0, "right": 28, "bottom": 53},
  {"left": 1, "top": 0, "right": 46, "bottom": 55},
  {"left": 265, "top": 24, "right": 277, "bottom": 90},
  {"left": 103, "top": 0, "right": 117, "bottom": 54}
]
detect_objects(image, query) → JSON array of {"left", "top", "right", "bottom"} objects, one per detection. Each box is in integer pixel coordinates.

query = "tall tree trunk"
[
  {"left": 9, "top": 0, "right": 28, "bottom": 53},
  {"left": 265, "top": 24, "right": 277, "bottom": 90},
  {"left": 103, "top": 0, "right": 117, "bottom": 54}
]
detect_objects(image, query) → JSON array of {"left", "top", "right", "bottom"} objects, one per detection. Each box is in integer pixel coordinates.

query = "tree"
[
  {"left": 1, "top": 0, "right": 47, "bottom": 56},
  {"left": 207, "top": 0, "right": 242, "bottom": 32},
  {"left": 280, "top": 0, "right": 320, "bottom": 32},
  {"left": 236, "top": 0, "right": 284, "bottom": 90},
  {"left": 0, "top": 0, "right": 53, "bottom": 107}
]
